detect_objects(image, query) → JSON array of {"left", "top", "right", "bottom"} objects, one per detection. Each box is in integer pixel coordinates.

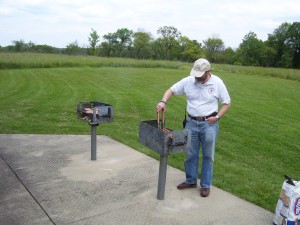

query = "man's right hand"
[{"left": 156, "top": 102, "right": 166, "bottom": 112}]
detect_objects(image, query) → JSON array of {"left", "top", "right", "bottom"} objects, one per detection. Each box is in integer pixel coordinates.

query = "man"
[{"left": 156, "top": 58, "right": 231, "bottom": 197}]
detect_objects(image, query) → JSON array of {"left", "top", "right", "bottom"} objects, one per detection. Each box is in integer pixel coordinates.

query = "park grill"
[
  {"left": 77, "top": 101, "right": 114, "bottom": 160},
  {"left": 139, "top": 111, "right": 191, "bottom": 200}
]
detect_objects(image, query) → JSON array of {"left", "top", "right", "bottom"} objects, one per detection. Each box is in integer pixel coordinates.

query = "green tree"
[
  {"left": 98, "top": 42, "right": 110, "bottom": 57},
  {"left": 132, "top": 31, "right": 153, "bottom": 59},
  {"left": 100, "top": 28, "right": 133, "bottom": 57},
  {"left": 88, "top": 28, "right": 100, "bottom": 55},
  {"left": 151, "top": 39, "right": 164, "bottom": 60},
  {"left": 223, "top": 47, "right": 236, "bottom": 64},
  {"left": 260, "top": 45, "right": 277, "bottom": 67},
  {"left": 12, "top": 39, "right": 27, "bottom": 52},
  {"left": 179, "top": 36, "right": 204, "bottom": 62},
  {"left": 101, "top": 32, "right": 118, "bottom": 57},
  {"left": 65, "top": 40, "right": 81, "bottom": 55},
  {"left": 267, "top": 22, "right": 292, "bottom": 67},
  {"left": 203, "top": 36, "right": 225, "bottom": 63},
  {"left": 33, "top": 44, "right": 56, "bottom": 53},
  {"left": 115, "top": 28, "right": 133, "bottom": 57},
  {"left": 27, "top": 41, "right": 35, "bottom": 51},
  {"left": 157, "top": 26, "right": 181, "bottom": 60},
  {"left": 236, "top": 31, "right": 265, "bottom": 66},
  {"left": 286, "top": 22, "right": 300, "bottom": 68}
]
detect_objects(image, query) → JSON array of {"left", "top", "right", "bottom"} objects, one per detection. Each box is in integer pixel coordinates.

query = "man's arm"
[
  {"left": 156, "top": 89, "right": 174, "bottom": 112},
  {"left": 217, "top": 103, "right": 231, "bottom": 119}
]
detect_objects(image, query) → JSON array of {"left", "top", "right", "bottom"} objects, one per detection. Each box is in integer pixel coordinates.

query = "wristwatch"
[{"left": 216, "top": 115, "right": 220, "bottom": 120}]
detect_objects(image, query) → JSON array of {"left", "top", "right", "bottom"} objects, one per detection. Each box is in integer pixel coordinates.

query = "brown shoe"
[
  {"left": 177, "top": 182, "right": 197, "bottom": 190},
  {"left": 200, "top": 188, "right": 210, "bottom": 197}
]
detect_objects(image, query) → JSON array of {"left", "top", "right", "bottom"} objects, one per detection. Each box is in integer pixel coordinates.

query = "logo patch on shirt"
[{"left": 208, "top": 87, "right": 215, "bottom": 94}]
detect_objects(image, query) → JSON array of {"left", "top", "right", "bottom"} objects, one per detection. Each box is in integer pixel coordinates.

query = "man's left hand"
[{"left": 206, "top": 116, "right": 218, "bottom": 124}]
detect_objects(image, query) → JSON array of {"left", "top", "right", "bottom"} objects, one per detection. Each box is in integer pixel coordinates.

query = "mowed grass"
[{"left": 0, "top": 54, "right": 299, "bottom": 212}]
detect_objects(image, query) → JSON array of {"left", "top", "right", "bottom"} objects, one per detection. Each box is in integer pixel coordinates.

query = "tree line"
[{"left": 1, "top": 22, "right": 299, "bottom": 68}]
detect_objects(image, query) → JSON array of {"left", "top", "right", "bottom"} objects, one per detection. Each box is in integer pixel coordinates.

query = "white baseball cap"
[{"left": 190, "top": 58, "right": 211, "bottom": 77}]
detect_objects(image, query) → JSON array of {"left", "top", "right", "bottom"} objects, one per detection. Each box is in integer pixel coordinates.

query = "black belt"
[{"left": 188, "top": 112, "right": 217, "bottom": 121}]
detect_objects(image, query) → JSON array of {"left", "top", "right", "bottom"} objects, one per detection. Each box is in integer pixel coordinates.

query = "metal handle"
[{"left": 157, "top": 110, "right": 165, "bottom": 130}]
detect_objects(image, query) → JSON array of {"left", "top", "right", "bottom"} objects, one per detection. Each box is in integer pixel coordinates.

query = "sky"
[{"left": 1, "top": 0, "right": 299, "bottom": 49}]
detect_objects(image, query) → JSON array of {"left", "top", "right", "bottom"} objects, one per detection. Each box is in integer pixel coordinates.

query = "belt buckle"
[{"left": 196, "top": 116, "right": 204, "bottom": 121}]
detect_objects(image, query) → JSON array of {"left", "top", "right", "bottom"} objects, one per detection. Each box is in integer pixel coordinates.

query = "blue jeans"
[{"left": 184, "top": 117, "right": 219, "bottom": 188}]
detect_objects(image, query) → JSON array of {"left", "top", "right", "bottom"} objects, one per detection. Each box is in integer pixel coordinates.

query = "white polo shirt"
[{"left": 170, "top": 74, "right": 231, "bottom": 117}]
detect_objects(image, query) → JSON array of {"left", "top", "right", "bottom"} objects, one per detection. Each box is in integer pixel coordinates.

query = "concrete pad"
[
  {"left": 0, "top": 134, "right": 274, "bottom": 225},
  {"left": 0, "top": 157, "right": 53, "bottom": 225}
]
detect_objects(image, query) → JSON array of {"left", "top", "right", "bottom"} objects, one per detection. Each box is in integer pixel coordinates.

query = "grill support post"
[
  {"left": 77, "top": 101, "right": 114, "bottom": 161},
  {"left": 157, "top": 154, "right": 168, "bottom": 200},
  {"left": 91, "top": 125, "right": 98, "bottom": 160}
]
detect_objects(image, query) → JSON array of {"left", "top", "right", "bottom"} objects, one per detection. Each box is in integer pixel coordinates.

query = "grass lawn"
[{"left": 0, "top": 53, "right": 299, "bottom": 212}]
